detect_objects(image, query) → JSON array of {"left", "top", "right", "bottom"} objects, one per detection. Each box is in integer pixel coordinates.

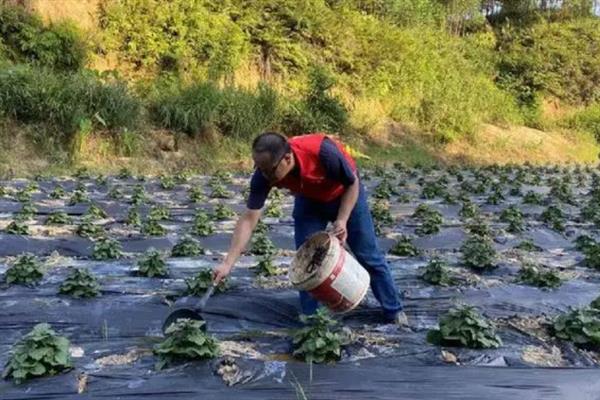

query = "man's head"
[{"left": 252, "top": 132, "right": 294, "bottom": 184}]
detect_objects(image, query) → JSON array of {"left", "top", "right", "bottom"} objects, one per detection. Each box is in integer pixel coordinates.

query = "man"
[{"left": 213, "top": 132, "right": 407, "bottom": 325}]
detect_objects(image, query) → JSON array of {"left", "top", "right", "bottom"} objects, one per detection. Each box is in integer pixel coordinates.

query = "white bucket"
[{"left": 290, "top": 231, "right": 370, "bottom": 313}]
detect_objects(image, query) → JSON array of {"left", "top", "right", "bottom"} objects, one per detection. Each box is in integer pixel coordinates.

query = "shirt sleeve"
[
  {"left": 319, "top": 137, "right": 356, "bottom": 187},
  {"left": 246, "top": 170, "right": 271, "bottom": 210}
]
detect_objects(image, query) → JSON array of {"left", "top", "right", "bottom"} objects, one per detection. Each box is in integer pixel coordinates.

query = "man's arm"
[
  {"left": 331, "top": 175, "right": 359, "bottom": 242},
  {"left": 213, "top": 208, "right": 261, "bottom": 283}
]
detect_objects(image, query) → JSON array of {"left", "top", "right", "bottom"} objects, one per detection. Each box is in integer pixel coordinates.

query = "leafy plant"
[
  {"left": 250, "top": 232, "right": 276, "bottom": 256},
  {"left": 540, "top": 205, "right": 566, "bottom": 232},
  {"left": 209, "top": 183, "right": 232, "bottom": 199},
  {"left": 159, "top": 175, "right": 176, "bottom": 190},
  {"left": 292, "top": 308, "right": 342, "bottom": 364},
  {"left": 2, "top": 323, "right": 73, "bottom": 384},
  {"left": 458, "top": 200, "right": 479, "bottom": 220},
  {"left": 68, "top": 189, "right": 89, "bottom": 205},
  {"left": 185, "top": 268, "right": 227, "bottom": 295},
  {"left": 591, "top": 296, "right": 600, "bottom": 310},
  {"left": 49, "top": 185, "right": 66, "bottom": 199},
  {"left": 188, "top": 186, "right": 206, "bottom": 203},
  {"left": 252, "top": 254, "right": 281, "bottom": 277},
  {"left": 137, "top": 248, "right": 168, "bottom": 277},
  {"left": 415, "top": 207, "right": 443, "bottom": 236},
  {"left": 574, "top": 235, "right": 596, "bottom": 253},
  {"left": 92, "top": 237, "right": 122, "bottom": 260},
  {"left": 500, "top": 205, "right": 524, "bottom": 233},
  {"left": 117, "top": 168, "right": 133, "bottom": 179},
  {"left": 172, "top": 236, "right": 205, "bottom": 257},
  {"left": 427, "top": 305, "right": 502, "bottom": 349},
  {"left": 212, "top": 204, "right": 235, "bottom": 220},
  {"left": 264, "top": 200, "right": 283, "bottom": 218},
  {"left": 389, "top": 235, "right": 419, "bottom": 257},
  {"left": 14, "top": 188, "right": 32, "bottom": 203},
  {"left": 371, "top": 199, "right": 394, "bottom": 234},
  {"left": 515, "top": 239, "right": 542, "bottom": 252},
  {"left": 552, "top": 307, "right": 600, "bottom": 350},
  {"left": 153, "top": 319, "right": 219, "bottom": 370},
  {"left": 140, "top": 218, "right": 167, "bottom": 236},
  {"left": 107, "top": 186, "right": 124, "bottom": 200},
  {"left": 46, "top": 212, "right": 72, "bottom": 225},
  {"left": 486, "top": 189, "right": 505, "bottom": 205},
  {"left": 130, "top": 184, "right": 146, "bottom": 205},
  {"left": 465, "top": 215, "right": 492, "bottom": 237},
  {"left": 192, "top": 211, "right": 214, "bottom": 237},
  {"left": 461, "top": 234, "right": 496, "bottom": 270},
  {"left": 518, "top": 263, "right": 562, "bottom": 289},
  {"left": 421, "top": 181, "right": 446, "bottom": 199},
  {"left": 149, "top": 205, "right": 170, "bottom": 221},
  {"left": 421, "top": 258, "right": 455, "bottom": 286},
  {"left": 75, "top": 217, "right": 104, "bottom": 238},
  {"left": 125, "top": 206, "right": 141, "bottom": 227},
  {"left": 522, "top": 190, "right": 543, "bottom": 205},
  {"left": 6, "top": 253, "right": 43, "bottom": 285},
  {"left": 16, "top": 202, "right": 37, "bottom": 220},
  {"left": 373, "top": 178, "right": 394, "bottom": 199},
  {"left": 58, "top": 267, "right": 100, "bottom": 298},
  {"left": 4, "top": 220, "right": 29, "bottom": 235},
  {"left": 85, "top": 204, "right": 108, "bottom": 220},
  {"left": 581, "top": 243, "right": 600, "bottom": 270}
]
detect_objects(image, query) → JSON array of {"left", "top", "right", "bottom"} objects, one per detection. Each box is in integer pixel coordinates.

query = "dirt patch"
[
  {"left": 522, "top": 345, "right": 564, "bottom": 367},
  {"left": 95, "top": 348, "right": 151, "bottom": 366}
]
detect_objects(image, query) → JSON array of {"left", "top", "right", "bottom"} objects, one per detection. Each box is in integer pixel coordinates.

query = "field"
[{"left": 0, "top": 164, "right": 599, "bottom": 398}]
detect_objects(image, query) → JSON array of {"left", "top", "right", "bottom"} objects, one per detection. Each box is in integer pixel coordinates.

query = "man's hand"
[
  {"left": 330, "top": 219, "right": 348, "bottom": 243},
  {"left": 213, "top": 262, "right": 233, "bottom": 284}
]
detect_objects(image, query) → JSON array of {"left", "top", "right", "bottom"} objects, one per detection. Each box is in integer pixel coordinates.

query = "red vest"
[{"left": 275, "top": 134, "right": 357, "bottom": 202}]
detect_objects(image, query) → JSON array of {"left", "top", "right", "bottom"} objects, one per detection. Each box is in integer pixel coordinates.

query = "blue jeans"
[{"left": 293, "top": 183, "right": 403, "bottom": 320}]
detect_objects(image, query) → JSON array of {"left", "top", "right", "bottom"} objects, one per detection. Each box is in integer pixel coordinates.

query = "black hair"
[{"left": 252, "top": 132, "right": 290, "bottom": 161}]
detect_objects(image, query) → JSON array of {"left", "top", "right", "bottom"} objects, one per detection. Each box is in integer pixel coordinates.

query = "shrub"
[
  {"left": 250, "top": 232, "right": 276, "bottom": 256},
  {"left": 92, "top": 237, "right": 122, "bottom": 260},
  {"left": 46, "top": 212, "right": 72, "bottom": 225},
  {"left": 389, "top": 235, "right": 419, "bottom": 257},
  {"left": 518, "top": 263, "right": 562, "bottom": 289},
  {"left": 137, "top": 248, "right": 168, "bottom": 277},
  {"left": 6, "top": 253, "right": 43, "bottom": 285},
  {"left": 252, "top": 254, "right": 281, "bottom": 277},
  {"left": 172, "top": 236, "right": 205, "bottom": 257},
  {"left": 149, "top": 205, "right": 170, "bottom": 221},
  {"left": 152, "top": 82, "right": 222, "bottom": 136},
  {"left": 185, "top": 268, "right": 228, "bottom": 296},
  {"left": 216, "top": 83, "right": 280, "bottom": 138},
  {"left": 582, "top": 243, "right": 600, "bottom": 270},
  {"left": 540, "top": 205, "right": 566, "bottom": 232},
  {"left": 421, "top": 258, "right": 455, "bottom": 286},
  {"left": 0, "top": 65, "right": 141, "bottom": 137},
  {"left": 461, "top": 234, "right": 496, "bottom": 270},
  {"left": 292, "top": 308, "right": 342, "bottom": 364},
  {"left": 188, "top": 186, "right": 206, "bottom": 203},
  {"left": 192, "top": 211, "right": 214, "bottom": 237},
  {"left": 212, "top": 204, "right": 235, "bottom": 220},
  {"left": 58, "top": 267, "right": 100, "bottom": 298},
  {"left": 68, "top": 189, "right": 89, "bottom": 205},
  {"left": 552, "top": 307, "right": 600, "bottom": 350},
  {"left": 522, "top": 190, "right": 543, "bottom": 205},
  {"left": 153, "top": 319, "right": 219, "bottom": 370},
  {"left": 499, "top": 205, "right": 524, "bottom": 233},
  {"left": 2, "top": 323, "right": 73, "bottom": 384},
  {"left": 75, "top": 218, "right": 104, "bottom": 238},
  {"left": 515, "top": 239, "right": 542, "bottom": 252},
  {"left": 0, "top": 5, "right": 87, "bottom": 70},
  {"left": 427, "top": 305, "right": 502, "bottom": 349},
  {"left": 565, "top": 103, "right": 600, "bottom": 143},
  {"left": 282, "top": 67, "right": 348, "bottom": 134},
  {"left": 414, "top": 207, "right": 443, "bottom": 236},
  {"left": 125, "top": 207, "right": 141, "bottom": 227}
]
